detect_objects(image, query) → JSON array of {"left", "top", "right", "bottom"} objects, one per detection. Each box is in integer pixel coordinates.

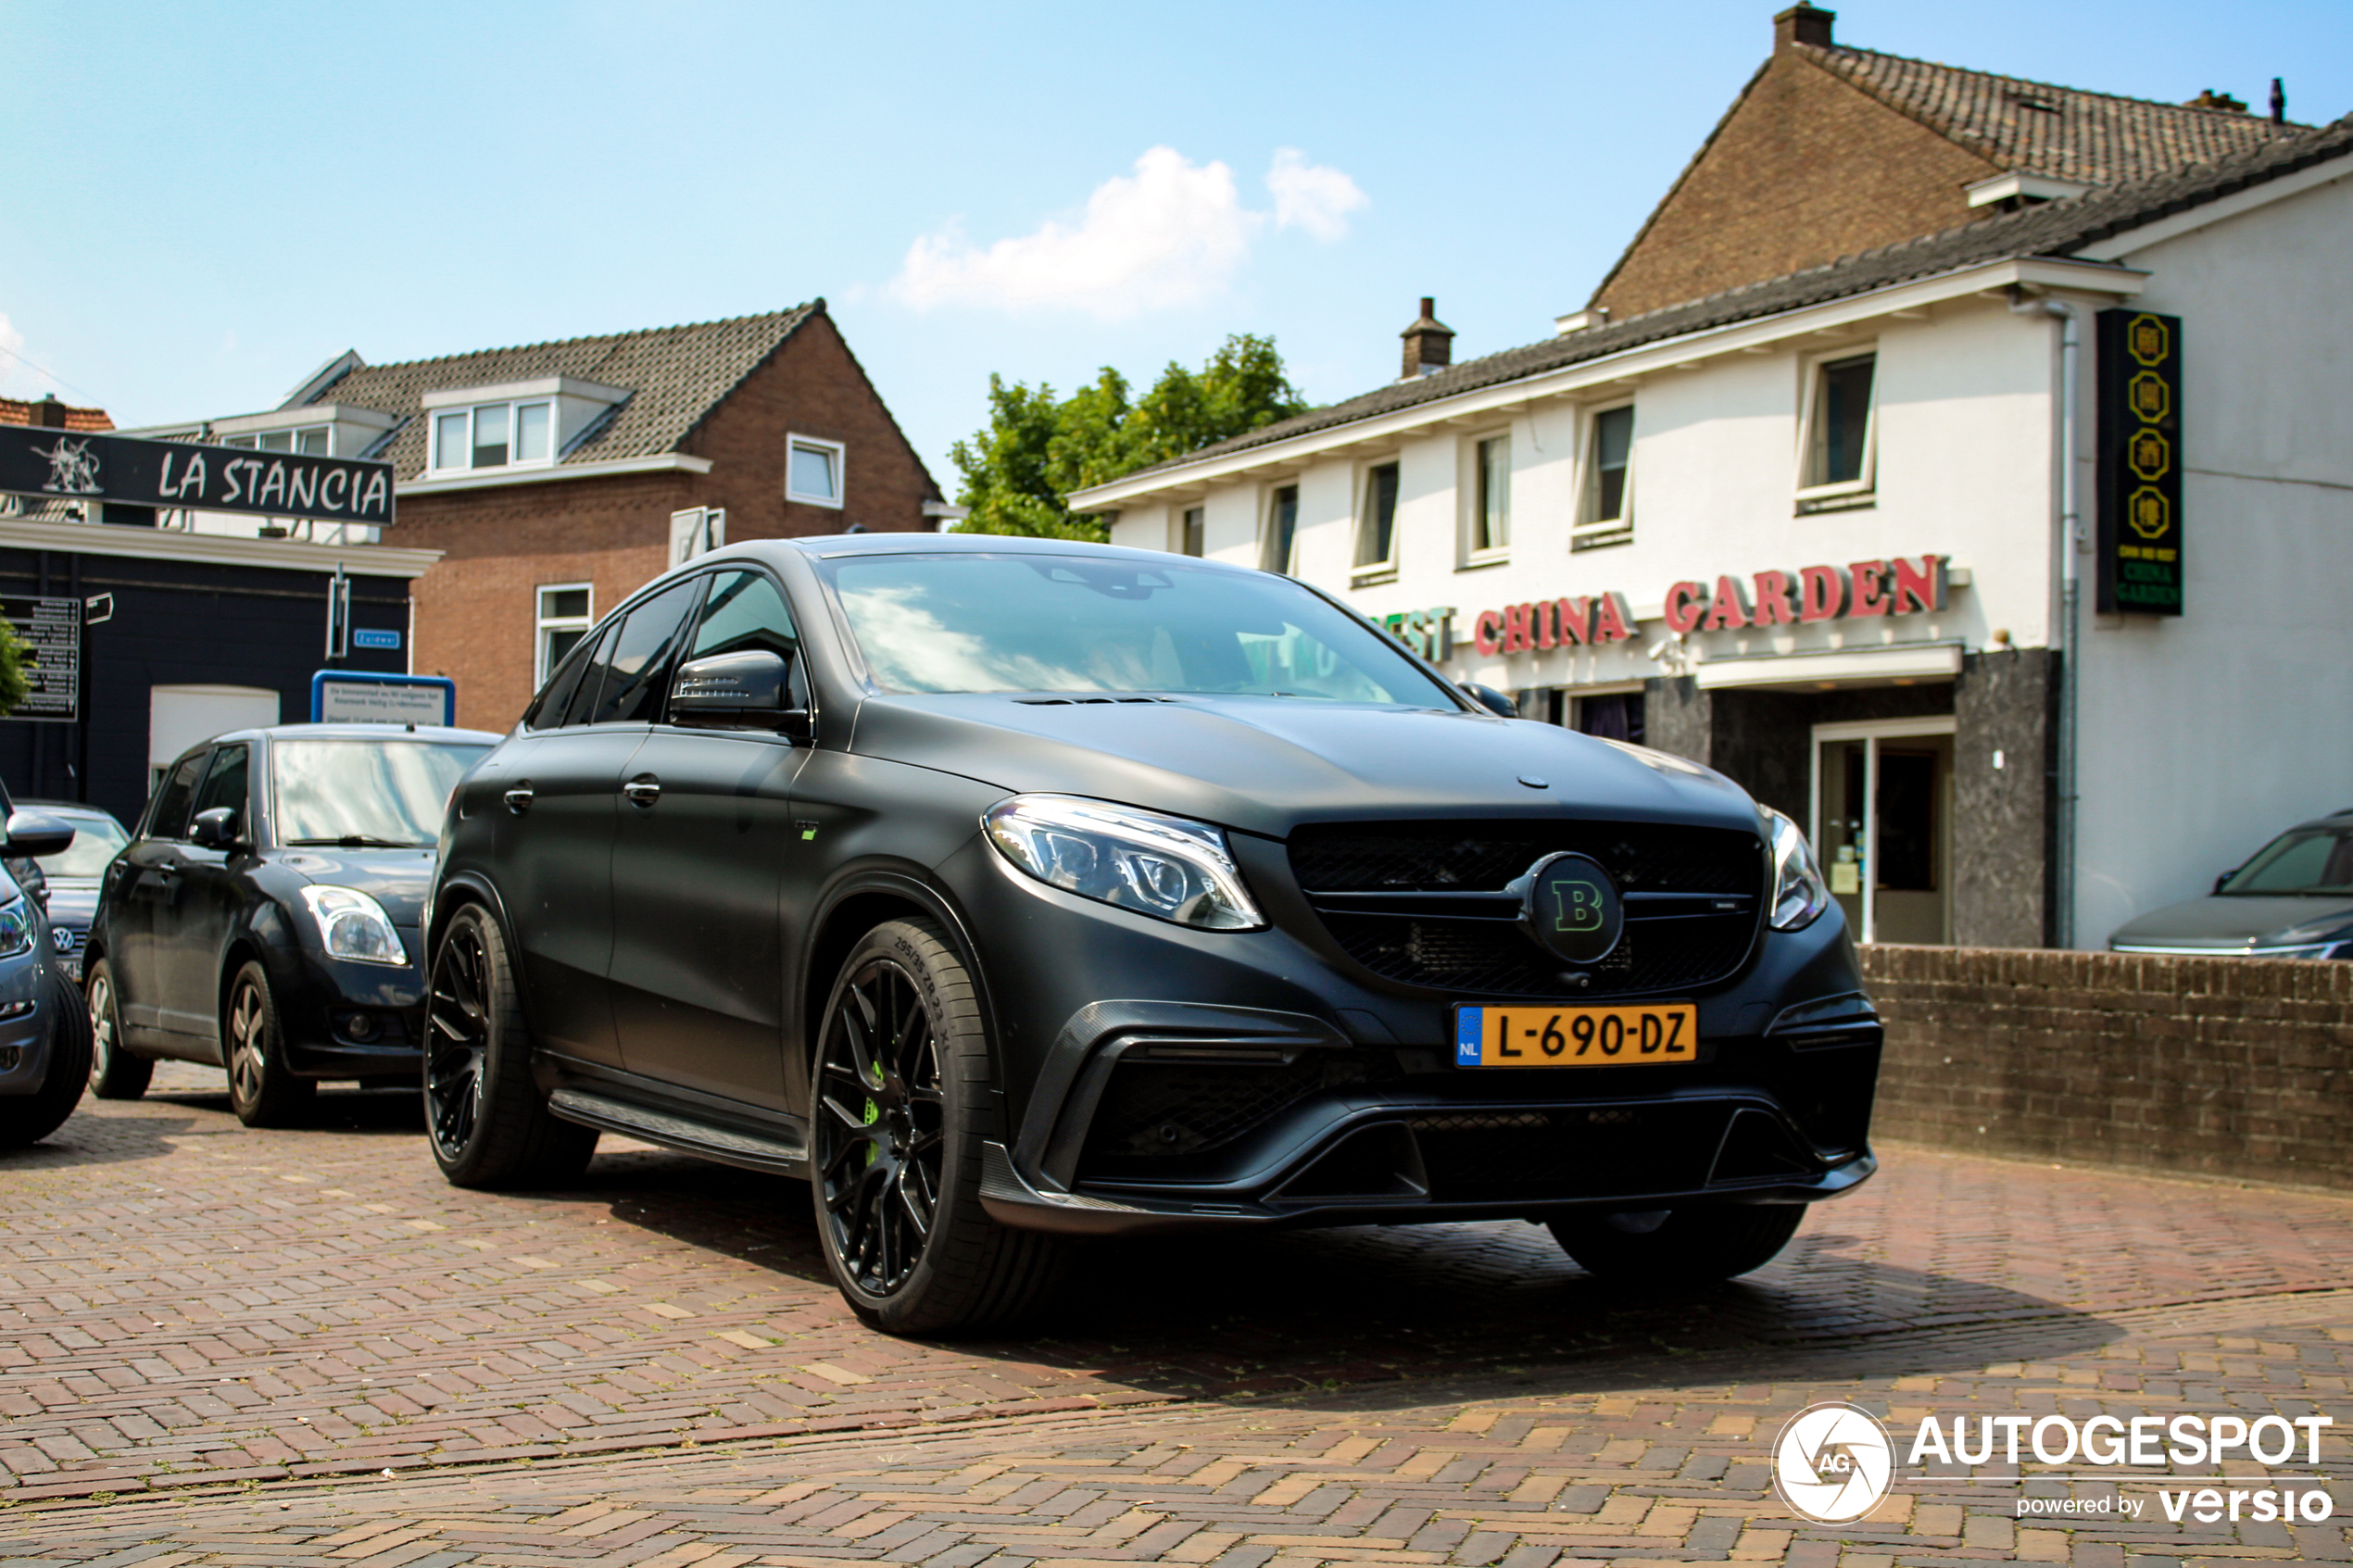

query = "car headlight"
[
  {"left": 983, "top": 796, "right": 1265, "bottom": 932},
  {"left": 300, "top": 885, "right": 409, "bottom": 965},
  {"left": 0, "top": 896, "right": 31, "bottom": 960},
  {"left": 1762, "top": 806, "right": 1831, "bottom": 932}
]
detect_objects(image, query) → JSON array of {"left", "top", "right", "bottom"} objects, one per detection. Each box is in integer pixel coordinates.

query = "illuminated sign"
[{"left": 2095, "top": 309, "right": 2183, "bottom": 616}]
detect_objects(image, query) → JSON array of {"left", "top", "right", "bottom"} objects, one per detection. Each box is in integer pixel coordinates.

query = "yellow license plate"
[{"left": 1453, "top": 1003, "right": 1699, "bottom": 1068}]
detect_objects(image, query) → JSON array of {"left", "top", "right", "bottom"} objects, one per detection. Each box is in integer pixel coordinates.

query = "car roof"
[
  {"left": 194, "top": 723, "right": 504, "bottom": 746},
  {"left": 18, "top": 801, "right": 126, "bottom": 823},
  {"left": 711, "top": 531, "right": 1260, "bottom": 573}
]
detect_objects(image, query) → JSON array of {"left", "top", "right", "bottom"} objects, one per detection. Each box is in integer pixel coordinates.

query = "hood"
[
  {"left": 273, "top": 847, "right": 436, "bottom": 928},
  {"left": 41, "top": 882, "right": 99, "bottom": 929},
  {"left": 849, "top": 694, "right": 1762, "bottom": 839},
  {"left": 2108, "top": 894, "right": 2353, "bottom": 951}
]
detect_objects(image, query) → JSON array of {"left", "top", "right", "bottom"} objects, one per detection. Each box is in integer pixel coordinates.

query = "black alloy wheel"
[
  {"left": 810, "top": 919, "right": 1062, "bottom": 1336},
  {"left": 424, "top": 903, "right": 597, "bottom": 1188},
  {"left": 1548, "top": 1202, "right": 1806, "bottom": 1285},
  {"left": 84, "top": 958, "right": 152, "bottom": 1100},
  {"left": 225, "top": 961, "right": 314, "bottom": 1128}
]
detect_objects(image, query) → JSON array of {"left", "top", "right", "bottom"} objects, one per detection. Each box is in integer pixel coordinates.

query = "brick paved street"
[{"left": 2, "top": 1062, "right": 2347, "bottom": 1563}]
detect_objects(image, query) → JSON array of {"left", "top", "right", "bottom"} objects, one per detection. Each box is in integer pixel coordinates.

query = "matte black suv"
[{"left": 425, "top": 535, "right": 1881, "bottom": 1334}]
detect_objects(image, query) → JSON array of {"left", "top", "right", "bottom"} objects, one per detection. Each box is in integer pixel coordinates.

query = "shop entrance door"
[{"left": 1810, "top": 717, "right": 1955, "bottom": 945}]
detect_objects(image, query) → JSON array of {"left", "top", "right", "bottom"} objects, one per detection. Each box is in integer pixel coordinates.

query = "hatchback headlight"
[
  {"left": 983, "top": 796, "right": 1265, "bottom": 931},
  {"left": 1763, "top": 807, "right": 1831, "bottom": 932},
  {"left": 300, "top": 885, "right": 409, "bottom": 965},
  {"left": 0, "top": 896, "right": 31, "bottom": 960}
]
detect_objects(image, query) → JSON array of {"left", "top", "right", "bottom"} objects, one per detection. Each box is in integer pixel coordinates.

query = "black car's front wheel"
[
  {"left": 810, "top": 919, "right": 1062, "bottom": 1336},
  {"left": 1548, "top": 1203, "right": 1806, "bottom": 1285},
  {"left": 424, "top": 903, "right": 597, "bottom": 1188},
  {"left": 84, "top": 958, "right": 152, "bottom": 1100},
  {"left": 225, "top": 962, "right": 314, "bottom": 1128}
]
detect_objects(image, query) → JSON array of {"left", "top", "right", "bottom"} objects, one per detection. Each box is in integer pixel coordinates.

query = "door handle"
[
  {"left": 623, "top": 776, "right": 662, "bottom": 809},
  {"left": 503, "top": 785, "right": 535, "bottom": 814}
]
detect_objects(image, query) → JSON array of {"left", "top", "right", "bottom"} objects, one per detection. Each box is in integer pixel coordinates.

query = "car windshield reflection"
[{"left": 272, "top": 740, "right": 490, "bottom": 848}]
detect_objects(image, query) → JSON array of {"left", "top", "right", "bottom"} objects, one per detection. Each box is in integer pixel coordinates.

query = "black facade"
[{"left": 0, "top": 540, "right": 409, "bottom": 827}]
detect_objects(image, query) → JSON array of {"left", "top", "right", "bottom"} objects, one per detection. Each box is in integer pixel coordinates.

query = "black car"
[
  {"left": 16, "top": 802, "right": 132, "bottom": 984},
  {"left": 425, "top": 536, "right": 1880, "bottom": 1335},
  {"left": 2108, "top": 809, "right": 2353, "bottom": 958},
  {"left": 86, "top": 723, "right": 498, "bottom": 1123}
]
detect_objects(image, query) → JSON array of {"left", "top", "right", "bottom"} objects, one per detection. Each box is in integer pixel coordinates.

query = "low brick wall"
[{"left": 1857, "top": 945, "right": 2353, "bottom": 1191}]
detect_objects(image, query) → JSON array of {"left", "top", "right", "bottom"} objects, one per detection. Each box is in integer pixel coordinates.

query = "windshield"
[
  {"left": 36, "top": 813, "right": 130, "bottom": 878},
  {"left": 824, "top": 554, "right": 1457, "bottom": 707},
  {"left": 271, "top": 739, "right": 489, "bottom": 847},
  {"left": 2218, "top": 825, "right": 2353, "bottom": 896}
]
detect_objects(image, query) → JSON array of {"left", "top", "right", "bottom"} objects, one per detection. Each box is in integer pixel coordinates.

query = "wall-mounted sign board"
[
  {"left": 2095, "top": 309, "right": 2184, "bottom": 616},
  {"left": 0, "top": 425, "right": 395, "bottom": 526},
  {"left": 0, "top": 594, "right": 82, "bottom": 723},
  {"left": 310, "top": 671, "right": 456, "bottom": 727}
]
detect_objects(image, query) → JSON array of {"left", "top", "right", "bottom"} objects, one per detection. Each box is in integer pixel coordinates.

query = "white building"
[{"left": 1076, "top": 38, "right": 2353, "bottom": 950}]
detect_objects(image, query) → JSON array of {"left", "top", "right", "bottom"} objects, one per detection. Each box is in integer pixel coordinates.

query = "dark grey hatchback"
[{"left": 425, "top": 535, "right": 1881, "bottom": 1335}]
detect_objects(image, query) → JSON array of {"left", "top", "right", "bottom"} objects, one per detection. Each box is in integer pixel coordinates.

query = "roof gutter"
[{"left": 398, "top": 451, "right": 714, "bottom": 496}]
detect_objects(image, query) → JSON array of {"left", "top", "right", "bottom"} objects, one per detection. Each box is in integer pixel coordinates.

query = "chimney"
[
  {"left": 1400, "top": 297, "right": 1454, "bottom": 381},
  {"left": 1773, "top": 4, "right": 1834, "bottom": 52},
  {"left": 31, "top": 395, "right": 67, "bottom": 428},
  {"left": 2271, "top": 77, "right": 2286, "bottom": 124}
]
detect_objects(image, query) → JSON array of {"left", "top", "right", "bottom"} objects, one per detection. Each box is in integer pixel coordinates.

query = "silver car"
[{"left": 2108, "top": 809, "right": 2353, "bottom": 959}]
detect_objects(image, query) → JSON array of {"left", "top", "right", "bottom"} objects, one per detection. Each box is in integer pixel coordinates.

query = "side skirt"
[{"left": 547, "top": 1085, "right": 810, "bottom": 1178}]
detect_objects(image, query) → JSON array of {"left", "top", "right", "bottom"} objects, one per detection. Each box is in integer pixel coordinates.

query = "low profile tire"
[
  {"left": 84, "top": 959, "right": 152, "bottom": 1100},
  {"left": 811, "top": 919, "right": 1063, "bottom": 1336},
  {"left": 1548, "top": 1203, "right": 1806, "bottom": 1285},
  {"left": 225, "top": 961, "right": 315, "bottom": 1128},
  {"left": 424, "top": 904, "right": 597, "bottom": 1188},
  {"left": 0, "top": 972, "right": 94, "bottom": 1149}
]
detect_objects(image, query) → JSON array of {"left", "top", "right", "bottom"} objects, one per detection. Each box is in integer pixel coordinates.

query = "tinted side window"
[
  {"left": 560, "top": 622, "right": 620, "bottom": 729},
  {"left": 191, "top": 744, "right": 250, "bottom": 825},
  {"left": 527, "top": 625, "right": 603, "bottom": 731},
  {"left": 689, "top": 570, "right": 798, "bottom": 661},
  {"left": 591, "top": 578, "right": 705, "bottom": 725},
  {"left": 147, "top": 752, "right": 209, "bottom": 841}
]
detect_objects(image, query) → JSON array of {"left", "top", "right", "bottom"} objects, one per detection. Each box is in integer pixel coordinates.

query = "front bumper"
[{"left": 264, "top": 926, "right": 428, "bottom": 1081}]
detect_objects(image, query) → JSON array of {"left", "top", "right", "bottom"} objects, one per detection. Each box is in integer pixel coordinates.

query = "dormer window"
[
  {"left": 223, "top": 424, "right": 330, "bottom": 456},
  {"left": 433, "top": 399, "right": 554, "bottom": 472}
]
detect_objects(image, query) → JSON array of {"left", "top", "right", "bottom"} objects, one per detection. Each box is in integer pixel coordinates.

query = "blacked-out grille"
[
  {"left": 1405, "top": 1102, "right": 1730, "bottom": 1201},
  {"left": 1083, "top": 1049, "right": 1398, "bottom": 1160},
  {"left": 1290, "top": 821, "right": 1763, "bottom": 997}
]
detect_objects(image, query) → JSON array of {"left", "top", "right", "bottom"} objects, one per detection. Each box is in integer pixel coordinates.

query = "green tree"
[
  {"left": 0, "top": 622, "right": 28, "bottom": 717},
  {"left": 950, "top": 333, "right": 1308, "bottom": 542}
]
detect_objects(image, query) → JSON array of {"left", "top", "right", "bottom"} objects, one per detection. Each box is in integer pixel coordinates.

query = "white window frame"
[
  {"left": 535, "top": 583, "right": 595, "bottom": 687},
  {"left": 786, "top": 433, "right": 847, "bottom": 508},
  {"left": 1572, "top": 402, "right": 1637, "bottom": 548},
  {"left": 1259, "top": 483, "right": 1302, "bottom": 575},
  {"left": 1350, "top": 458, "right": 1402, "bottom": 583},
  {"left": 430, "top": 399, "right": 557, "bottom": 476},
  {"left": 1794, "top": 345, "right": 1880, "bottom": 506},
  {"left": 1460, "top": 429, "right": 1513, "bottom": 568},
  {"left": 1171, "top": 504, "right": 1205, "bottom": 558},
  {"left": 221, "top": 423, "right": 333, "bottom": 456}
]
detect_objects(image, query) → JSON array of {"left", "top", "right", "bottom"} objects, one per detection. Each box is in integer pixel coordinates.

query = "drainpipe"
[{"left": 2013, "top": 294, "right": 2081, "bottom": 948}]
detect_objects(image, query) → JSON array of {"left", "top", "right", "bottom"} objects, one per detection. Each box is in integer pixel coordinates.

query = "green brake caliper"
[{"left": 862, "top": 1096, "right": 880, "bottom": 1165}]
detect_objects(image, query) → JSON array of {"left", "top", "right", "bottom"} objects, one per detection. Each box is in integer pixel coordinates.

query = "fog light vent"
[{"left": 0, "top": 1046, "right": 18, "bottom": 1071}]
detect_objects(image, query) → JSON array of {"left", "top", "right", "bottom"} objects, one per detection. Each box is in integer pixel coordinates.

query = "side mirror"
[
  {"left": 672, "top": 649, "right": 813, "bottom": 739},
  {"left": 4, "top": 810, "right": 75, "bottom": 859},
  {"left": 1462, "top": 683, "right": 1518, "bottom": 719},
  {"left": 190, "top": 807, "right": 241, "bottom": 849}
]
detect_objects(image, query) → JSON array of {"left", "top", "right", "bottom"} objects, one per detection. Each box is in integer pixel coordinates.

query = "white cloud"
[
  {"left": 1266, "top": 148, "right": 1368, "bottom": 242},
  {"left": 0, "top": 314, "right": 60, "bottom": 399},
  {"left": 888, "top": 145, "right": 1367, "bottom": 320}
]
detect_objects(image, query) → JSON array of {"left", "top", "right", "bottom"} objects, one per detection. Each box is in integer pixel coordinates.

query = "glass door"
[{"left": 1811, "top": 721, "right": 1955, "bottom": 945}]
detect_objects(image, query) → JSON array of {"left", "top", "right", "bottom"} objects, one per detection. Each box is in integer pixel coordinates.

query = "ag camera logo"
[{"left": 1773, "top": 1402, "right": 1894, "bottom": 1524}]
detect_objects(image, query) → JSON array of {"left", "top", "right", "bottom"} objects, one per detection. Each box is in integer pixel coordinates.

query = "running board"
[{"left": 548, "top": 1087, "right": 808, "bottom": 1176}]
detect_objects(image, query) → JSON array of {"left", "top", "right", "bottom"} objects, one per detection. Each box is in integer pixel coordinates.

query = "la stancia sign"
[{"left": 1469, "top": 554, "right": 1951, "bottom": 658}]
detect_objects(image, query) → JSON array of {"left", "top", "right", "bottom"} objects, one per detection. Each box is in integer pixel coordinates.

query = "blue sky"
[{"left": 3, "top": 0, "right": 2346, "bottom": 495}]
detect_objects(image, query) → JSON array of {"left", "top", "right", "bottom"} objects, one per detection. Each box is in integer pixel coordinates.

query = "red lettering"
[
  {"left": 1850, "top": 559, "right": 1890, "bottom": 616},
  {"left": 1701, "top": 574, "right": 1751, "bottom": 631},
  {"left": 1475, "top": 608, "right": 1504, "bottom": 657},
  {"left": 1592, "top": 593, "right": 1635, "bottom": 644},
  {"left": 1663, "top": 581, "right": 1708, "bottom": 634},
  {"left": 1532, "top": 598, "right": 1558, "bottom": 649},
  {"left": 1555, "top": 596, "right": 1592, "bottom": 646},
  {"left": 1892, "top": 554, "right": 1946, "bottom": 614},
  {"left": 1751, "top": 570, "right": 1796, "bottom": 626},
  {"left": 1798, "top": 564, "right": 1846, "bottom": 621},
  {"left": 1503, "top": 603, "right": 1532, "bottom": 652}
]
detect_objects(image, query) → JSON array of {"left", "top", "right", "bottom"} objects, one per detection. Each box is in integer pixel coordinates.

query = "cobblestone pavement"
[{"left": 2, "top": 1064, "right": 2348, "bottom": 1564}]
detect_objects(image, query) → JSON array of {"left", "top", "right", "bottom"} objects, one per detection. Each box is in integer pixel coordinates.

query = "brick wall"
[
  {"left": 401, "top": 309, "right": 939, "bottom": 732},
  {"left": 1592, "top": 50, "right": 1998, "bottom": 320},
  {"left": 1860, "top": 945, "right": 2353, "bottom": 1190}
]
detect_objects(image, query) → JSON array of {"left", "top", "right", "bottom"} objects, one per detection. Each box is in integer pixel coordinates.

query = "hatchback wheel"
[
  {"left": 225, "top": 962, "right": 313, "bottom": 1127},
  {"left": 810, "top": 919, "right": 1062, "bottom": 1336},
  {"left": 0, "top": 972, "right": 93, "bottom": 1149},
  {"left": 424, "top": 904, "right": 597, "bottom": 1188},
  {"left": 1548, "top": 1203, "right": 1806, "bottom": 1285},
  {"left": 84, "top": 959, "right": 152, "bottom": 1100}
]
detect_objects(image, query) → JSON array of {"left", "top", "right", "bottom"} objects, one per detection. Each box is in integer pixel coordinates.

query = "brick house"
[{"left": 138, "top": 305, "right": 948, "bottom": 730}]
